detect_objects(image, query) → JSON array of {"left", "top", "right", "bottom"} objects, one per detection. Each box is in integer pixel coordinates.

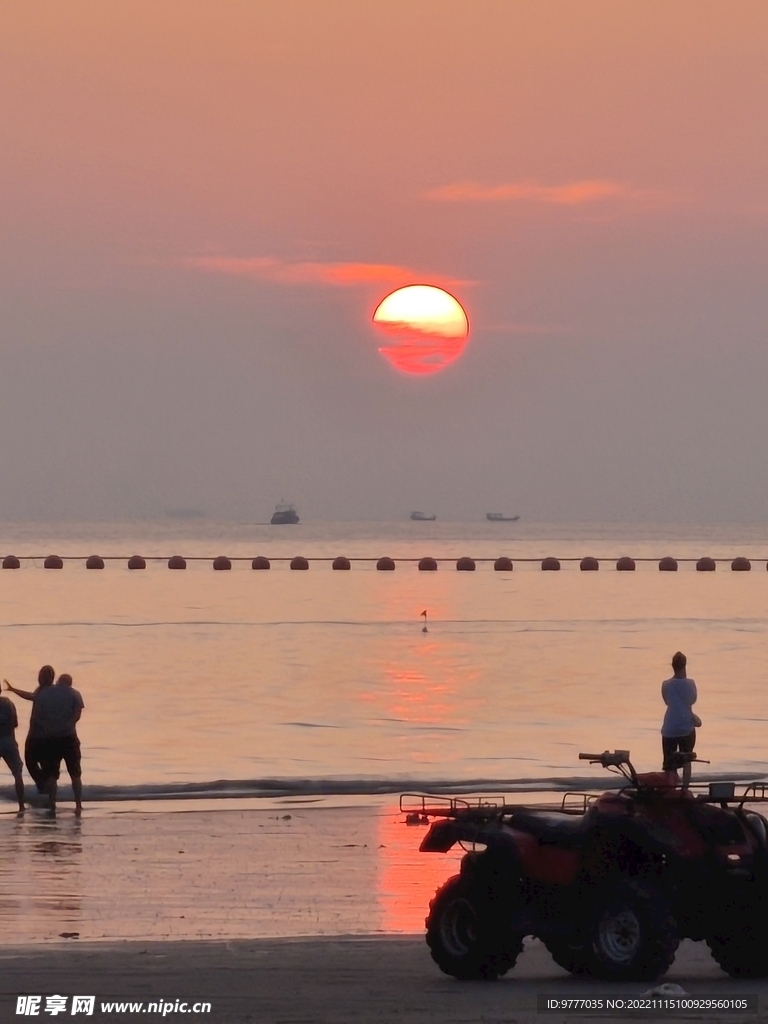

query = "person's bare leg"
[
  {"left": 14, "top": 774, "right": 24, "bottom": 812},
  {"left": 46, "top": 777, "right": 57, "bottom": 817},
  {"left": 72, "top": 775, "right": 82, "bottom": 814}
]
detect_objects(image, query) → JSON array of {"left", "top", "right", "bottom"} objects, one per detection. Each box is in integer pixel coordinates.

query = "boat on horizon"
[
  {"left": 410, "top": 511, "right": 437, "bottom": 521},
  {"left": 486, "top": 512, "right": 520, "bottom": 522},
  {"left": 271, "top": 501, "right": 300, "bottom": 525}
]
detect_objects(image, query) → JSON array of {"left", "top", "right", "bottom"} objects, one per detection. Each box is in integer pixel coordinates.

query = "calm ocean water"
[{"left": 1, "top": 519, "right": 768, "bottom": 799}]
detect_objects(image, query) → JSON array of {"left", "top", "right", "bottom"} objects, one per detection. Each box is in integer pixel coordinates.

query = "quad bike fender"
[
  {"left": 420, "top": 820, "right": 461, "bottom": 853},
  {"left": 419, "top": 820, "right": 524, "bottom": 855},
  {"left": 511, "top": 830, "right": 580, "bottom": 886}
]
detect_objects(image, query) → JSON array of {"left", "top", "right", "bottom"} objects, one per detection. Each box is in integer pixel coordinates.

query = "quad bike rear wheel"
[
  {"left": 545, "top": 879, "right": 678, "bottom": 982},
  {"left": 426, "top": 874, "right": 524, "bottom": 980}
]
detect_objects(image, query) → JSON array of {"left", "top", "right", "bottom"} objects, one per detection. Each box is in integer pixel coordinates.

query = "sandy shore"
[
  {"left": 0, "top": 936, "right": 764, "bottom": 1023},
  {"left": 0, "top": 802, "right": 765, "bottom": 1020},
  {"left": 0, "top": 801, "right": 463, "bottom": 941}
]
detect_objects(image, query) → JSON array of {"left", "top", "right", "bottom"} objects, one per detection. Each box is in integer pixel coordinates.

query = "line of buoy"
[{"left": 1, "top": 555, "right": 767, "bottom": 571}]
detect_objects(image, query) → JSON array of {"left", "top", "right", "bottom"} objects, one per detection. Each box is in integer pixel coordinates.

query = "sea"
[{"left": 1, "top": 518, "right": 768, "bottom": 803}]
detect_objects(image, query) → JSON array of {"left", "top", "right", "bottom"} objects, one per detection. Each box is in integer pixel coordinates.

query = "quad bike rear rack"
[{"left": 399, "top": 792, "right": 593, "bottom": 822}]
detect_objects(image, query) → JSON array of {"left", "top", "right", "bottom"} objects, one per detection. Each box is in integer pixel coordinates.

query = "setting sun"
[{"left": 372, "top": 285, "right": 470, "bottom": 375}]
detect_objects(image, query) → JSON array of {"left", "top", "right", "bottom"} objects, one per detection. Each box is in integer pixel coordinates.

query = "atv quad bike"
[{"left": 402, "top": 750, "right": 768, "bottom": 982}]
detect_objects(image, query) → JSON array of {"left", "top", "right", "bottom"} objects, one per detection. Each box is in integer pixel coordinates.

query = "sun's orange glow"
[{"left": 372, "top": 285, "right": 470, "bottom": 376}]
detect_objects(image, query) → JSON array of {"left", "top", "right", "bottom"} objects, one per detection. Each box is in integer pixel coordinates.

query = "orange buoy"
[
  {"left": 696, "top": 557, "right": 716, "bottom": 571},
  {"left": 213, "top": 556, "right": 232, "bottom": 570},
  {"left": 580, "top": 556, "right": 599, "bottom": 571},
  {"left": 732, "top": 556, "right": 751, "bottom": 571},
  {"left": 290, "top": 556, "right": 309, "bottom": 570},
  {"left": 2, "top": 555, "right": 20, "bottom": 569},
  {"left": 127, "top": 555, "right": 146, "bottom": 570},
  {"left": 658, "top": 556, "right": 678, "bottom": 572},
  {"left": 616, "top": 556, "right": 636, "bottom": 571},
  {"left": 376, "top": 556, "right": 395, "bottom": 571},
  {"left": 332, "top": 556, "right": 351, "bottom": 570},
  {"left": 494, "top": 556, "right": 513, "bottom": 571},
  {"left": 252, "top": 556, "right": 270, "bottom": 570},
  {"left": 44, "top": 555, "right": 63, "bottom": 569},
  {"left": 418, "top": 557, "right": 438, "bottom": 571},
  {"left": 168, "top": 555, "right": 186, "bottom": 570},
  {"left": 541, "top": 557, "right": 560, "bottom": 571},
  {"left": 456, "top": 557, "right": 475, "bottom": 571}
]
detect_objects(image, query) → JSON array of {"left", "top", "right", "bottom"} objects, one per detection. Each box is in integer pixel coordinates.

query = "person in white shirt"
[{"left": 661, "top": 651, "right": 700, "bottom": 771}]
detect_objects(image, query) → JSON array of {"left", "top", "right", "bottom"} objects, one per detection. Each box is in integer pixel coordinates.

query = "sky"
[{"left": 2, "top": 0, "right": 768, "bottom": 522}]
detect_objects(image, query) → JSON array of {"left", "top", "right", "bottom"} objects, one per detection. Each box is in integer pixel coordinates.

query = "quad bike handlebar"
[
  {"left": 579, "top": 749, "right": 708, "bottom": 791},
  {"left": 579, "top": 750, "right": 631, "bottom": 768}
]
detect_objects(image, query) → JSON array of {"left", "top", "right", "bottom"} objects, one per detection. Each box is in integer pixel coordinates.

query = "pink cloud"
[
  {"left": 424, "top": 178, "right": 664, "bottom": 205},
  {"left": 183, "top": 256, "right": 470, "bottom": 289}
]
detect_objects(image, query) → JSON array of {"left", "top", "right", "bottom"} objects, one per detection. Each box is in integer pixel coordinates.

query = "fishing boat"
[
  {"left": 410, "top": 511, "right": 436, "bottom": 521},
  {"left": 270, "top": 501, "right": 300, "bottom": 525},
  {"left": 486, "top": 512, "right": 520, "bottom": 522}
]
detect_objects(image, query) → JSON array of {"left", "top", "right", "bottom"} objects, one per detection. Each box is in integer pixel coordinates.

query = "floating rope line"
[
  {"left": 1, "top": 555, "right": 766, "bottom": 562},
  {"left": 0, "top": 555, "right": 765, "bottom": 571}
]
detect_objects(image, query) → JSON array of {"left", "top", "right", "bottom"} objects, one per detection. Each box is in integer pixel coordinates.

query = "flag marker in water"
[{"left": 421, "top": 609, "right": 428, "bottom": 633}]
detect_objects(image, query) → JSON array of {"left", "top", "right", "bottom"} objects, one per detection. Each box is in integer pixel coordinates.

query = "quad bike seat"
[{"left": 508, "top": 809, "right": 594, "bottom": 849}]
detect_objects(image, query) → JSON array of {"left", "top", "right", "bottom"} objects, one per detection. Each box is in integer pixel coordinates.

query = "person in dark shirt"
[
  {"left": 0, "top": 693, "right": 25, "bottom": 811},
  {"left": 5, "top": 665, "right": 55, "bottom": 794},
  {"left": 34, "top": 674, "right": 84, "bottom": 816},
  {"left": 6, "top": 669, "right": 84, "bottom": 815}
]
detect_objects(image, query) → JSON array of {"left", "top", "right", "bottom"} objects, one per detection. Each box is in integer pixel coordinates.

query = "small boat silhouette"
[
  {"left": 271, "top": 501, "right": 300, "bottom": 525},
  {"left": 486, "top": 512, "right": 520, "bottom": 522},
  {"left": 410, "top": 511, "right": 436, "bottom": 521}
]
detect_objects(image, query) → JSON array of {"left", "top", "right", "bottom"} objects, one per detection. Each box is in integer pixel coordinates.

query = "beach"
[
  {"left": 3, "top": 521, "right": 768, "bottom": 1019},
  {"left": 0, "top": 802, "right": 766, "bottom": 1021}
]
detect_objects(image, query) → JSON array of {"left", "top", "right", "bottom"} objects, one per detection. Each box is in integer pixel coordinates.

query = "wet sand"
[
  {"left": 0, "top": 801, "right": 463, "bottom": 941},
  {"left": 0, "top": 803, "right": 765, "bottom": 1020},
  {"left": 0, "top": 936, "right": 764, "bottom": 1023}
]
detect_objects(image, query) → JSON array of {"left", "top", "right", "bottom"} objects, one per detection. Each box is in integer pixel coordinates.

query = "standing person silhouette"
[
  {"left": 5, "top": 665, "right": 55, "bottom": 793},
  {"left": 34, "top": 673, "right": 84, "bottom": 816},
  {"left": 661, "top": 652, "right": 701, "bottom": 779},
  {"left": 0, "top": 690, "right": 25, "bottom": 811}
]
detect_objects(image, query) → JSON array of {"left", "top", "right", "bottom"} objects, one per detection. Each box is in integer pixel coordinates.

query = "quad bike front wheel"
[
  {"left": 426, "top": 874, "right": 523, "bottom": 980},
  {"left": 545, "top": 878, "right": 679, "bottom": 982},
  {"left": 708, "top": 900, "right": 768, "bottom": 978}
]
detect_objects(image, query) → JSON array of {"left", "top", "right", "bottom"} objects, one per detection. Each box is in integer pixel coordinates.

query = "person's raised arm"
[{"left": 3, "top": 680, "right": 35, "bottom": 701}]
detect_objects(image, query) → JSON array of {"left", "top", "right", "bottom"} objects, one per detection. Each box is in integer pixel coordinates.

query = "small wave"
[{"left": 2, "top": 772, "right": 765, "bottom": 804}]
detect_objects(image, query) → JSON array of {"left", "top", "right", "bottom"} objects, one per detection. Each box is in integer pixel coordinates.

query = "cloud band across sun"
[{"left": 183, "top": 256, "right": 470, "bottom": 290}]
